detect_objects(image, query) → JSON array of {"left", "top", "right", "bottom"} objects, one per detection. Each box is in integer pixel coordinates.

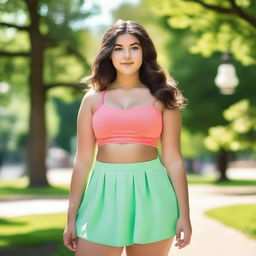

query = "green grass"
[
  {"left": 1, "top": 205, "right": 255, "bottom": 255},
  {"left": 0, "top": 212, "right": 74, "bottom": 255},
  {"left": 205, "top": 203, "right": 256, "bottom": 239},
  {"left": 187, "top": 174, "right": 256, "bottom": 186},
  {"left": 1, "top": 174, "right": 255, "bottom": 199},
  {"left": 51, "top": 244, "right": 75, "bottom": 256},
  {"left": 0, "top": 213, "right": 67, "bottom": 249},
  {"left": 0, "top": 177, "right": 69, "bottom": 197}
]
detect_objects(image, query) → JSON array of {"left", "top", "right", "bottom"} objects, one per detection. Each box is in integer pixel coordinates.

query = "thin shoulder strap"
[{"left": 100, "top": 90, "right": 105, "bottom": 105}]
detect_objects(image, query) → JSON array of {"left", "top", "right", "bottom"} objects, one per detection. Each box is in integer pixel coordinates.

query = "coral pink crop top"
[{"left": 92, "top": 90, "right": 163, "bottom": 148}]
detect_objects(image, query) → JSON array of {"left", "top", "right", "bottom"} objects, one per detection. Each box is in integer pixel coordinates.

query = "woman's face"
[{"left": 110, "top": 33, "right": 143, "bottom": 75}]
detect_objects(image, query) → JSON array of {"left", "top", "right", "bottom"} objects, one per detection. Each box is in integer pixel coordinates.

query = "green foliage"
[
  {"left": 204, "top": 99, "right": 256, "bottom": 152},
  {"left": 151, "top": 17, "right": 256, "bottom": 141},
  {"left": 147, "top": 0, "right": 256, "bottom": 65},
  {"left": 39, "top": 0, "right": 95, "bottom": 44},
  {"left": 0, "top": 0, "right": 99, "bottom": 160},
  {"left": 44, "top": 47, "right": 85, "bottom": 85},
  {"left": 112, "top": 1, "right": 256, "bottom": 159},
  {"left": 0, "top": 92, "right": 28, "bottom": 156},
  {"left": 52, "top": 97, "right": 81, "bottom": 152},
  {"left": 46, "top": 97, "right": 59, "bottom": 138},
  {"left": 0, "top": 0, "right": 28, "bottom": 19},
  {"left": 181, "top": 128, "right": 211, "bottom": 158},
  {"left": 0, "top": 0, "right": 96, "bottom": 90},
  {"left": 0, "top": 29, "right": 30, "bottom": 52},
  {"left": 0, "top": 57, "right": 30, "bottom": 96}
]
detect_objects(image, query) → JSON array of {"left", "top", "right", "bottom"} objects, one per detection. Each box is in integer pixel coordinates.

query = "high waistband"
[{"left": 93, "top": 156, "right": 164, "bottom": 172}]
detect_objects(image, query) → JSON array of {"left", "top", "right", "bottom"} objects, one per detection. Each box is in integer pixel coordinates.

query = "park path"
[
  {"left": 170, "top": 185, "right": 256, "bottom": 256},
  {"left": 0, "top": 167, "right": 255, "bottom": 256}
]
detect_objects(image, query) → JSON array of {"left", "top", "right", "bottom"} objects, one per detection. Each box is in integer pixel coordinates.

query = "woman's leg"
[
  {"left": 75, "top": 238, "right": 124, "bottom": 256},
  {"left": 125, "top": 237, "right": 174, "bottom": 256}
]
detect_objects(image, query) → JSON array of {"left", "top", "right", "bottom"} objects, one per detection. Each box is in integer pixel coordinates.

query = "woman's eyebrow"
[{"left": 114, "top": 42, "right": 141, "bottom": 47}]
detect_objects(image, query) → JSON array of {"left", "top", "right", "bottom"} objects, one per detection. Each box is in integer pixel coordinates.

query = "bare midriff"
[{"left": 96, "top": 144, "right": 158, "bottom": 163}]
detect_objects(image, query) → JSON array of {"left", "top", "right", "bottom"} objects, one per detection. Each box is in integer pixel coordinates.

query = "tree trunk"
[
  {"left": 216, "top": 148, "right": 230, "bottom": 182},
  {"left": 26, "top": 0, "right": 49, "bottom": 187}
]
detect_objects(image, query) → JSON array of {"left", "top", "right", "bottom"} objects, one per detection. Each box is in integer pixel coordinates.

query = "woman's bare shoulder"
[
  {"left": 154, "top": 98, "right": 165, "bottom": 113},
  {"left": 80, "top": 89, "right": 102, "bottom": 112},
  {"left": 81, "top": 89, "right": 100, "bottom": 101}
]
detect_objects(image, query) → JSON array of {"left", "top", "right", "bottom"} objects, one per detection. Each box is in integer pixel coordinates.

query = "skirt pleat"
[{"left": 76, "top": 156, "right": 180, "bottom": 247}]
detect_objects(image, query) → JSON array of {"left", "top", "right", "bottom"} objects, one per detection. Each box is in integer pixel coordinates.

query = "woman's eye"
[{"left": 114, "top": 47, "right": 139, "bottom": 51}]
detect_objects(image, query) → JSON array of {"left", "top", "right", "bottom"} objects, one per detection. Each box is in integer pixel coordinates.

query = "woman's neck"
[
  {"left": 112, "top": 73, "right": 143, "bottom": 89},
  {"left": 109, "top": 84, "right": 145, "bottom": 90}
]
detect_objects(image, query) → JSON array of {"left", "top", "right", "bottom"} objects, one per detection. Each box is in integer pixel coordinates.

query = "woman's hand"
[
  {"left": 63, "top": 222, "right": 77, "bottom": 252},
  {"left": 175, "top": 215, "right": 192, "bottom": 249}
]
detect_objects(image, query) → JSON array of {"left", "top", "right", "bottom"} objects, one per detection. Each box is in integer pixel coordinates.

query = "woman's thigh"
[
  {"left": 125, "top": 237, "right": 174, "bottom": 256},
  {"left": 75, "top": 238, "right": 124, "bottom": 256}
]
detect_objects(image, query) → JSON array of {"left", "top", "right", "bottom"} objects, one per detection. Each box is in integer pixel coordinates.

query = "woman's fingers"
[
  {"left": 72, "top": 236, "right": 77, "bottom": 250},
  {"left": 175, "top": 228, "right": 183, "bottom": 247},
  {"left": 177, "top": 230, "right": 192, "bottom": 249},
  {"left": 63, "top": 230, "right": 77, "bottom": 251},
  {"left": 175, "top": 231, "right": 181, "bottom": 242}
]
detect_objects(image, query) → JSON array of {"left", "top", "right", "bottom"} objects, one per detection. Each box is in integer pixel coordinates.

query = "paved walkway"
[
  {"left": 0, "top": 167, "right": 256, "bottom": 256},
  {"left": 170, "top": 185, "right": 256, "bottom": 256}
]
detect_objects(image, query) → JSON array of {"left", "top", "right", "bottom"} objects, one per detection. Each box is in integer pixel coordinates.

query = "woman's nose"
[{"left": 123, "top": 49, "right": 131, "bottom": 57}]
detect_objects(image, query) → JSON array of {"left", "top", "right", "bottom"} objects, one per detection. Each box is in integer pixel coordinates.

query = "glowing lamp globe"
[{"left": 214, "top": 52, "right": 239, "bottom": 95}]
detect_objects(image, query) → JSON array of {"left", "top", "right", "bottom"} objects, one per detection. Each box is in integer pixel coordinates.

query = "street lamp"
[
  {"left": 214, "top": 52, "right": 239, "bottom": 95},
  {"left": 0, "top": 81, "right": 10, "bottom": 94}
]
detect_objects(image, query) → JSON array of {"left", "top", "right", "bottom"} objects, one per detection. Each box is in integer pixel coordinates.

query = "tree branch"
[
  {"left": 66, "top": 45, "right": 91, "bottom": 71},
  {"left": 182, "top": 0, "right": 256, "bottom": 28},
  {"left": 183, "top": 0, "right": 233, "bottom": 14},
  {"left": 0, "top": 51, "right": 30, "bottom": 57},
  {"left": 229, "top": 0, "right": 256, "bottom": 28},
  {"left": 45, "top": 82, "right": 83, "bottom": 91},
  {"left": 0, "top": 22, "right": 30, "bottom": 31}
]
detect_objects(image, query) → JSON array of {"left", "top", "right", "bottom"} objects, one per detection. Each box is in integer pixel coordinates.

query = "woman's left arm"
[{"left": 161, "top": 107, "right": 192, "bottom": 249}]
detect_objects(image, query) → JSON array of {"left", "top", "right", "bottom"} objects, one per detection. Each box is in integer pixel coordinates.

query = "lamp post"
[
  {"left": 214, "top": 52, "right": 239, "bottom": 95},
  {"left": 0, "top": 81, "right": 10, "bottom": 94}
]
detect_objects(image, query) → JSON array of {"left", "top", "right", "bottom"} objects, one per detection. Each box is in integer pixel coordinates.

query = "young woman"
[{"left": 63, "top": 19, "right": 192, "bottom": 256}]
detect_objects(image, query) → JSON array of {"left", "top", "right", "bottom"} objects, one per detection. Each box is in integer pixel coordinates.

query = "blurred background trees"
[
  {"left": 0, "top": 0, "right": 255, "bottom": 186},
  {"left": 0, "top": 0, "right": 98, "bottom": 186},
  {"left": 145, "top": 0, "right": 256, "bottom": 180}
]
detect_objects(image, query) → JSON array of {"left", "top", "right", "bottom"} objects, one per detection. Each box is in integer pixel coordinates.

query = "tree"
[
  {"left": 112, "top": 1, "right": 256, "bottom": 173},
  {"left": 142, "top": 0, "right": 256, "bottom": 168},
  {"left": 0, "top": 0, "right": 96, "bottom": 187},
  {"left": 204, "top": 99, "right": 256, "bottom": 181},
  {"left": 148, "top": 0, "right": 256, "bottom": 65}
]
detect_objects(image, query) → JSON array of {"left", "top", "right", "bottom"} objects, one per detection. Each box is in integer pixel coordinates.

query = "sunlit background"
[{"left": 0, "top": 0, "right": 255, "bottom": 255}]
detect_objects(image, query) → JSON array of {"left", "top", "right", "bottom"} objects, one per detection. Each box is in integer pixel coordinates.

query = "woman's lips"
[{"left": 121, "top": 62, "right": 134, "bottom": 66}]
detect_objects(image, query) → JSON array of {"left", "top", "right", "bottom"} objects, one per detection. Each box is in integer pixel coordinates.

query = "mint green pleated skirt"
[{"left": 75, "top": 156, "right": 179, "bottom": 247}]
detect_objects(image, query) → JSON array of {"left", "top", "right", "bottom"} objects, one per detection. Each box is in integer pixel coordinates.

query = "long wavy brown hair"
[{"left": 81, "top": 19, "right": 188, "bottom": 109}]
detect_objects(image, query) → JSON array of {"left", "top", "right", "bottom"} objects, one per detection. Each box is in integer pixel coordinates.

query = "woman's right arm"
[
  {"left": 63, "top": 91, "right": 96, "bottom": 251},
  {"left": 67, "top": 91, "right": 97, "bottom": 224}
]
